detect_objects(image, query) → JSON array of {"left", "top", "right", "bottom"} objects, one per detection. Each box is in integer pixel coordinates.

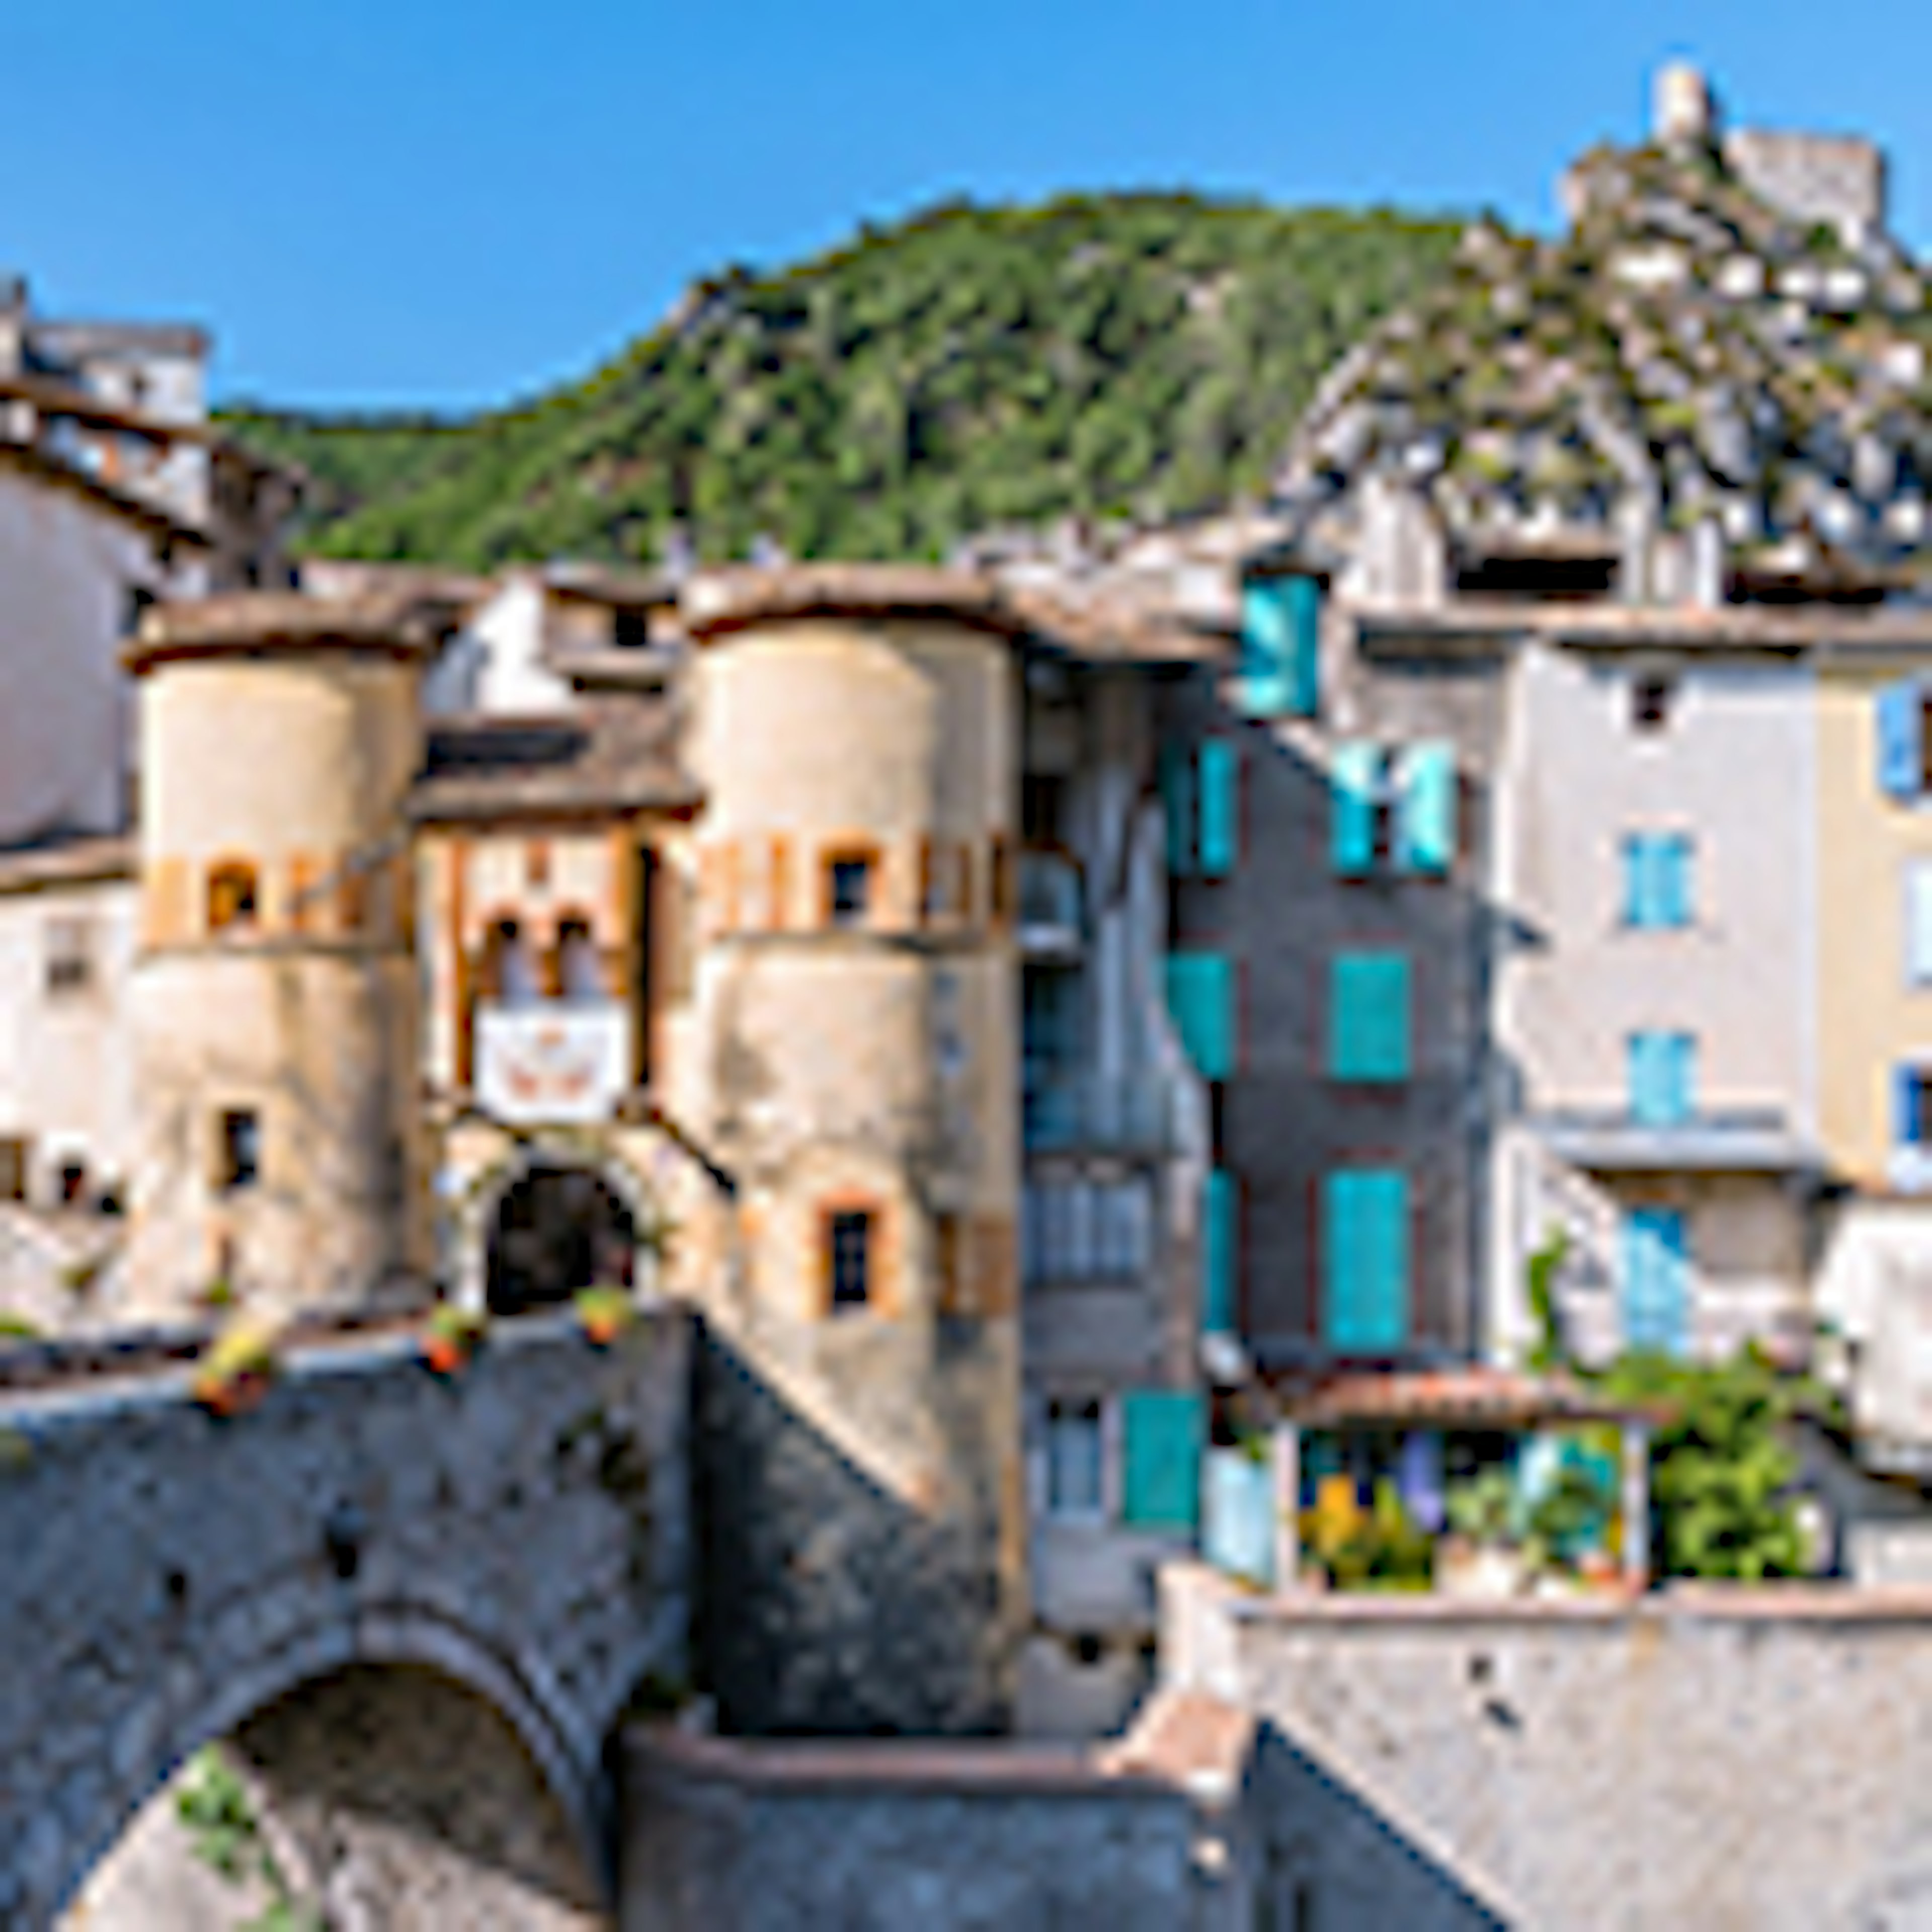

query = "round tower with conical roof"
[
  {"left": 122, "top": 594, "right": 434, "bottom": 1322},
  {"left": 674, "top": 566, "right": 1025, "bottom": 1735}
]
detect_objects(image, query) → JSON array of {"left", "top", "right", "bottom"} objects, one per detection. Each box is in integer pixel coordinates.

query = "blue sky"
[{"left": 6, "top": 0, "right": 1927, "bottom": 413}]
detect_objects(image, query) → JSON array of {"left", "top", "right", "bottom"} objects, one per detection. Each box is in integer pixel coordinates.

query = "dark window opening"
[
  {"left": 829, "top": 1210, "right": 873, "bottom": 1311},
  {"left": 828, "top": 856, "right": 872, "bottom": 927},
  {"left": 1906, "top": 1073, "right": 1932, "bottom": 1149},
  {"left": 1073, "top": 1632, "right": 1105, "bottom": 1668},
  {"left": 486, "top": 1163, "right": 637, "bottom": 1318},
  {"left": 1209, "top": 1082, "right": 1229, "bottom": 1164},
  {"left": 122, "top": 584, "right": 157, "bottom": 639},
  {"left": 44, "top": 917, "right": 92, "bottom": 996},
  {"left": 633, "top": 847, "right": 658, "bottom": 1087},
  {"left": 1022, "top": 773, "right": 1069, "bottom": 847},
  {"left": 613, "top": 606, "right": 654, "bottom": 651},
  {"left": 58, "top": 1160, "right": 88, "bottom": 1208},
  {"left": 0, "top": 1139, "right": 27, "bottom": 1203},
  {"left": 217, "top": 1110, "right": 261, "bottom": 1192},
  {"left": 1632, "top": 676, "right": 1676, "bottom": 732},
  {"left": 1454, "top": 554, "right": 1617, "bottom": 602}
]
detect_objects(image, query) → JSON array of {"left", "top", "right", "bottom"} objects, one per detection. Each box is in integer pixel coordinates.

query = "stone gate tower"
[
  {"left": 122, "top": 595, "right": 434, "bottom": 1322},
  {"left": 677, "top": 568, "right": 1024, "bottom": 1735}
]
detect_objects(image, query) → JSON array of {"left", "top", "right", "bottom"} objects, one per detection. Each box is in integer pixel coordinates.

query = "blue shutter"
[
  {"left": 1665, "top": 1033, "right": 1696, "bottom": 1123},
  {"left": 1623, "top": 1208, "right": 1688, "bottom": 1357},
  {"left": 1330, "top": 743, "right": 1379, "bottom": 877},
  {"left": 1879, "top": 681, "right": 1922, "bottom": 800},
  {"left": 1329, "top": 951, "right": 1411, "bottom": 1082},
  {"left": 1285, "top": 576, "right": 1322, "bottom": 716},
  {"left": 1630, "top": 1033, "right": 1664, "bottom": 1125},
  {"left": 1897, "top": 1067, "right": 1922, "bottom": 1148},
  {"left": 1323, "top": 1168, "right": 1410, "bottom": 1354},
  {"left": 1202, "top": 1168, "right": 1236, "bottom": 1335},
  {"left": 1237, "top": 577, "right": 1320, "bottom": 718},
  {"left": 1660, "top": 836, "right": 1693, "bottom": 929},
  {"left": 1196, "top": 741, "right": 1240, "bottom": 879},
  {"left": 1622, "top": 834, "right": 1650, "bottom": 927},
  {"left": 1203, "top": 1448, "right": 1275, "bottom": 1585},
  {"left": 1164, "top": 952, "right": 1234, "bottom": 1079},
  {"left": 1396, "top": 741, "right": 1457, "bottom": 876},
  {"left": 1161, "top": 748, "right": 1196, "bottom": 876},
  {"left": 1121, "top": 1390, "right": 1204, "bottom": 1532}
]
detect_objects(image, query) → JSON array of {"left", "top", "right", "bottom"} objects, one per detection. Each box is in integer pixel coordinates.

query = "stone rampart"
[{"left": 1164, "top": 1563, "right": 1932, "bottom": 1930}]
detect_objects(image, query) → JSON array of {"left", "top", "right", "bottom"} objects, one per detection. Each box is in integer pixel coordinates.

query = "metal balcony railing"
[
  {"left": 1018, "top": 851, "right": 1083, "bottom": 955},
  {"left": 1023, "top": 1074, "right": 1173, "bottom": 1156}
]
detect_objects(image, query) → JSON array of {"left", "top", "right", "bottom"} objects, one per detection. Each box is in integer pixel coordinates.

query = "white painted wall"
[
  {"left": 0, "top": 468, "right": 175, "bottom": 844},
  {"left": 0, "top": 874, "right": 139, "bottom": 1200},
  {"left": 422, "top": 575, "right": 579, "bottom": 717}
]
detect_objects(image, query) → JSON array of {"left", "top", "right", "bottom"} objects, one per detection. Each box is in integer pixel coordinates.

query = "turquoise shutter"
[
  {"left": 1396, "top": 741, "right": 1457, "bottom": 875},
  {"left": 1329, "top": 951, "right": 1411, "bottom": 1082},
  {"left": 1202, "top": 1168, "right": 1236, "bottom": 1335},
  {"left": 1121, "top": 1390, "right": 1204, "bottom": 1531},
  {"left": 1164, "top": 952, "right": 1234, "bottom": 1078},
  {"left": 1203, "top": 1449, "right": 1275, "bottom": 1585},
  {"left": 1665, "top": 1034, "right": 1695, "bottom": 1122},
  {"left": 1622, "top": 834, "right": 1649, "bottom": 927},
  {"left": 1623, "top": 1208, "right": 1688, "bottom": 1356},
  {"left": 1330, "top": 743, "right": 1379, "bottom": 877},
  {"left": 1660, "top": 836, "right": 1693, "bottom": 928},
  {"left": 1630, "top": 1033, "right": 1664, "bottom": 1125},
  {"left": 1196, "top": 741, "right": 1240, "bottom": 879},
  {"left": 1323, "top": 1168, "right": 1410, "bottom": 1354},
  {"left": 1161, "top": 748, "right": 1196, "bottom": 876},
  {"left": 1285, "top": 576, "right": 1321, "bottom": 716},
  {"left": 1879, "top": 682, "right": 1921, "bottom": 800},
  {"left": 1237, "top": 577, "right": 1320, "bottom": 718}
]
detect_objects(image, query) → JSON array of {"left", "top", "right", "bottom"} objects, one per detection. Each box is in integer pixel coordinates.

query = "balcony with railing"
[
  {"left": 1018, "top": 849, "right": 1083, "bottom": 958},
  {"left": 1022, "top": 1073, "right": 1173, "bottom": 1158},
  {"left": 1022, "top": 1173, "right": 1157, "bottom": 1286}
]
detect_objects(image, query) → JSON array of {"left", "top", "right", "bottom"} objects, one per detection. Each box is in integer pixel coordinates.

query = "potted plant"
[
  {"left": 192, "top": 1319, "right": 281, "bottom": 1418},
  {"left": 420, "top": 1303, "right": 486, "bottom": 1377},
  {"left": 1439, "top": 1468, "right": 1527, "bottom": 1598},
  {"left": 575, "top": 1285, "right": 635, "bottom": 1348}
]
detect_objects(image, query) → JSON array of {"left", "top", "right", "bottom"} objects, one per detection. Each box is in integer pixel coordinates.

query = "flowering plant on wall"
[
  {"left": 191, "top": 1318, "right": 281, "bottom": 1418},
  {"left": 420, "top": 1302, "right": 487, "bottom": 1377}
]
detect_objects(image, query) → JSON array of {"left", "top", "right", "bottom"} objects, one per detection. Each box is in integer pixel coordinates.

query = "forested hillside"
[{"left": 224, "top": 193, "right": 1465, "bottom": 569}]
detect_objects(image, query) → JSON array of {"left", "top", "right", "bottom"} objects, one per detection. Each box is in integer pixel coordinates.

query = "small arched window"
[
  {"left": 481, "top": 918, "right": 542, "bottom": 1007},
  {"left": 207, "top": 860, "right": 260, "bottom": 934},
  {"left": 556, "top": 916, "right": 605, "bottom": 1002}
]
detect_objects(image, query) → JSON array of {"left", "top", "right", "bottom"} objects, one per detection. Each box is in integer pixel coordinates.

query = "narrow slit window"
[
  {"left": 828, "top": 1209, "right": 873, "bottom": 1311},
  {"left": 217, "top": 1109, "right": 261, "bottom": 1192},
  {"left": 827, "top": 855, "right": 873, "bottom": 928}
]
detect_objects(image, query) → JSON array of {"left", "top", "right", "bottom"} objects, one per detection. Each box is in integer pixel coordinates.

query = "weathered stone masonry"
[{"left": 0, "top": 1310, "right": 689, "bottom": 1927}]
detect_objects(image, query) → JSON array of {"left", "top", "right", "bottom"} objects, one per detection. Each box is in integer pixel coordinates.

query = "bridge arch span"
[{"left": 0, "top": 1310, "right": 689, "bottom": 1927}]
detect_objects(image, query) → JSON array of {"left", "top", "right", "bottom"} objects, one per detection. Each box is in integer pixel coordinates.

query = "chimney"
[{"left": 1653, "top": 62, "right": 1716, "bottom": 148}]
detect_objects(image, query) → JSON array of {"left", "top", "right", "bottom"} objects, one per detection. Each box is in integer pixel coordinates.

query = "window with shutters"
[
  {"left": 1876, "top": 681, "right": 1932, "bottom": 801},
  {"left": 1622, "top": 1208, "right": 1689, "bottom": 1356},
  {"left": 1163, "top": 742, "right": 1242, "bottom": 880},
  {"left": 1236, "top": 576, "right": 1320, "bottom": 718},
  {"left": 1621, "top": 832, "right": 1695, "bottom": 930},
  {"left": 1322, "top": 1168, "right": 1410, "bottom": 1354},
  {"left": 1894, "top": 1068, "right": 1932, "bottom": 1150},
  {"left": 1629, "top": 1031, "right": 1696, "bottom": 1126},
  {"left": 1328, "top": 951, "right": 1412, "bottom": 1082},
  {"left": 1331, "top": 741, "right": 1457, "bottom": 879},
  {"left": 1045, "top": 1398, "right": 1107, "bottom": 1522}
]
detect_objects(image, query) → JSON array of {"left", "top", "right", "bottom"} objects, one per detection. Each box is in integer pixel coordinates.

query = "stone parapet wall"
[
  {"left": 1163, "top": 1563, "right": 1932, "bottom": 1931},
  {"left": 0, "top": 1307, "right": 690, "bottom": 1926},
  {"left": 619, "top": 1705, "right": 1251, "bottom": 1931}
]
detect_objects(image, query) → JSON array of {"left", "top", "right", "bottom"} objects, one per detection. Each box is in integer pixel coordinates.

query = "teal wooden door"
[{"left": 1622, "top": 1208, "right": 1688, "bottom": 1356}]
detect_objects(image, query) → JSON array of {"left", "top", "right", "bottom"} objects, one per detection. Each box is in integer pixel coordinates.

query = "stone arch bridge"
[{"left": 0, "top": 1309, "right": 689, "bottom": 1926}]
